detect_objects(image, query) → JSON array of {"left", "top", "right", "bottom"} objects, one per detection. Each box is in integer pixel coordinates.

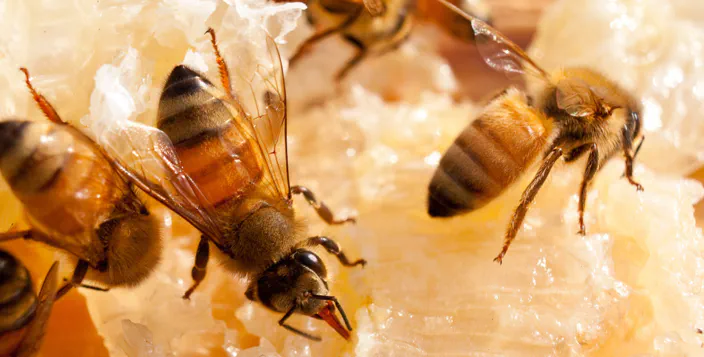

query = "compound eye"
[
  {"left": 0, "top": 249, "right": 17, "bottom": 281},
  {"left": 294, "top": 250, "right": 327, "bottom": 277}
]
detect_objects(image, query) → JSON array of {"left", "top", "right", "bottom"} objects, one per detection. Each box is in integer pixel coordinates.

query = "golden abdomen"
[
  {"left": 174, "top": 126, "right": 262, "bottom": 207},
  {"left": 0, "top": 121, "right": 121, "bottom": 236},
  {"left": 0, "top": 120, "right": 162, "bottom": 286},
  {"left": 428, "top": 88, "right": 550, "bottom": 217},
  {"left": 158, "top": 65, "right": 264, "bottom": 208}
]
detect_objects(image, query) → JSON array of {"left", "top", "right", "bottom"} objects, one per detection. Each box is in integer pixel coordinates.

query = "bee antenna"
[{"left": 278, "top": 304, "right": 323, "bottom": 341}]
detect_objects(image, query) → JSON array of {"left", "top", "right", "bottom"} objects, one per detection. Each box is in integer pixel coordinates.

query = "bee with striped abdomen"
[
  {"left": 101, "top": 29, "right": 365, "bottom": 341},
  {"left": 427, "top": 0, "right": 644, "bottom": 263},
  {"left": 289, "top": 0, "right": 492, "bottom": 80},
  {"left": 0, "top": 250, "right": 58, "bottom": 357},
  {"left": 0, "top": 69, "right": 162, "bottom": 299}
]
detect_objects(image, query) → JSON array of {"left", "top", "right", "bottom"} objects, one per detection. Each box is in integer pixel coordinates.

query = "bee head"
[{"left": 246, "top": 249, "right": 352, "bottom": 340}]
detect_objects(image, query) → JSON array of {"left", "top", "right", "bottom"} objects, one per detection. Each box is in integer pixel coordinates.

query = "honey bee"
[
  {"left": 100, "top": 29, "right": 365, "bottom": 341},
  {"left": 0, "top": 249, "right": 58, "bottom": 357},
  {"left": 288, "top": 0, "right": 492, "bottom": 80},
  {"left": 427, "top": 0, "right": 645, "bottom": 263},
  {"left": 0, "top": 69, "right": 162, "bottom": 299}
]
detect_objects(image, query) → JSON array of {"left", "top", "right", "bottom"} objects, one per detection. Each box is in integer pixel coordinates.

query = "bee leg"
[
  {"left": 56, "top": 260, "right": 90, "bottom": 300},
  {"left": 76, "top": 284, "right": 109, "bottom": 292},
  {"left": 183, "top": 235, "right": 209, "bottom": 300},
  {"left": 632, "top": 135, "right": 645, "bottom": 162},
  {"left": 495, "top": 147, "right": 563, "bottom": 264},
  {"left": 624, "top": 156, "right": 643, "bottom": 191},
  {"left": 61, "top": 276, "right": 110, "bottom": 292},
  {"left": 19, "top": 67, "right": 63, "bottom": 124},
  {"left": 563, "top": 144, "right": 591, "bottom": 162},
  {"left": 374, "top": 19, "right": 412, "bottom": 58},
  {"left": 290, "top": 10, "right": 362, "bottom": 69},
  {"left": 302, "top": 236, "right": 366, "bottom": 267},
  {"left": 0, "top": 229, "right": 32, "bottom": 242},
  {"left": 622, "top": 131, "right": 644, "bottom": 192},
  {"left": 336, "top": 15, "right": 411, "bottom": 81},
  {"left": 205, "top": 28, "right": 234, "bottom": 99},
  {"left": 279, "top": 305, "right": 322, "bottom": 341},
  {"left": 290, "top": 28, "right": 345, "bottom": 68},
  {"left": 335, "top": 36, "right": 367, "bottom": 81},
  {"left": 291, "top": 185, "right": 356, "bottom": 225},
  {"left": 577, "top": 144, "right": 599, "bottom": 236}
]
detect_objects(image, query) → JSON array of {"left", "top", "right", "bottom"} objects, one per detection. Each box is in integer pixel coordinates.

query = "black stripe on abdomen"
[
  {"left": 158, "top": 97, "right": 232, "bottom": 147},
  {"left": 0, "top": 250, "right": 36, "bottom": 333},
  {"left": 427, "top": 125, "right": 523, "bottom": 217}
]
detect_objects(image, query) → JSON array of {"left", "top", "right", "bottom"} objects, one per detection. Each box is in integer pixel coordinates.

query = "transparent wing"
[
  {"left": 97, "top": 120, "right": 223, "bottom": 242},
  {"left": 14, "top": 261, "right": 59, "bottom": 357},
  {"left": 24, "top": 127, "right": 137, "bottom": 264},
  {"left": 555, "top": 77, "right": 599, "bottom": 117},
  {"left": 438, "top": 0, "right": 550, "bottom": 82},
  {"left": 233, "top": 36, "right": 291, "bottom": 200}
]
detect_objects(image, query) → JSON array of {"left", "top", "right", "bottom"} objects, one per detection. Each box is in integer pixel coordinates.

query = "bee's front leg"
[
  {"left": 301, "top": 236, "right": 366, "bottom": 268},
  {"left": 622, "top": 130, "right": 644, "bottom": 192},
  {"left": 577, "top": 143, "right": 599, "bottom": 236},
  {"left": 20, "top": 67, "right": 64, "bottom": 124}
]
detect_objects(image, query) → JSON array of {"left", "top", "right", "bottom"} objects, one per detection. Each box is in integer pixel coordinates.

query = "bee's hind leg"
[
  {"left": 56, "top": 260, "right": 90, "bottom": 300},
  {"left": 495, "top": 147, "right": 563, "bottom": 264},
  {"left": 205, "top": 28, "right": 235, "bottom": 100},
  {"left": 19, "top": 67, "right": 63, "bottom": 124}
]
